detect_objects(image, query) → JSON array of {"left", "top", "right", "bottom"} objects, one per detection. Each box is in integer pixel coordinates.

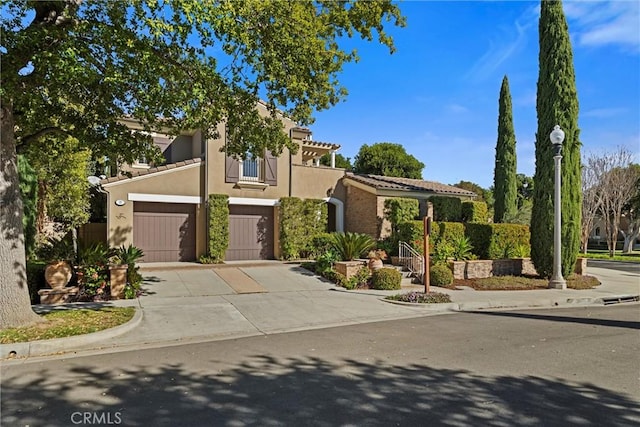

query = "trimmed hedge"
[
  {"left": 280, "top": 197, "right": 328, "bottom": 260},
  {"left": 461, "top": 201, "right": 488, "bottom": 223},
  {"left": 384, "top": 198, "right": 419, "bottom": 232},
  {"left": 396, "top": 220, "right": 531, "bottom": 260},
  {"left": 431, "top": 221, "right": 465, "bottom": 244},
  {"left": 202, "top": 194, "right": 229, "bottom": 263},
  {"left": 371, "top": 267, "right": 402, "bottom": 290},
  {"left": 466, "top": 223, "right": 530, "bottom": 259},
  {"left": 431, "top": 196, "right": 462, "bottom": 222}
]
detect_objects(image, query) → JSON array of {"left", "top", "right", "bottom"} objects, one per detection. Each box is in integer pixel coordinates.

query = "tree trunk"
[
  {"left": 0, "top": 102, "right": 43, "bottom": 328},
  {"left": 622, "top": 222, "right": 640, "bottom": 253},
  {"left": 36, "top": 179, "right": 47, "bottom": 235}
]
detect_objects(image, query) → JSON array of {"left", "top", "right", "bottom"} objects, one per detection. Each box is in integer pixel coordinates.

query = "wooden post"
[{"left": 423, "top": 216, "right": 431, "bottom": 294}]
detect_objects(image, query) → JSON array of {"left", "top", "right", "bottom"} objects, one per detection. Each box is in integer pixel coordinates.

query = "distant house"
[{"left": 97, "top": 107, "right": 475, "bottom": 262}]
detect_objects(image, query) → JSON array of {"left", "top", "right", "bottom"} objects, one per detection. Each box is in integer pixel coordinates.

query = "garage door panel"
[
  {"left": 226, "top": 206, "right": 274, "bottom": 261},
  {"left": 133, "top": 202, "right": 196, "bottom": 262}
]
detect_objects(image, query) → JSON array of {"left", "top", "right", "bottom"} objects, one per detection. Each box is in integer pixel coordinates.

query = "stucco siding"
[{"left": 291, "top": 164, "right": 346, "bottom": 201}]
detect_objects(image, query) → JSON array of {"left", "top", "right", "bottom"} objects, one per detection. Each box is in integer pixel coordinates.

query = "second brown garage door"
[
  {"left": 133, "top": 202, "right": 197, "bottom": 262},
  {"left": 226, "top": 205, "right": 274, "bottom": 261}
]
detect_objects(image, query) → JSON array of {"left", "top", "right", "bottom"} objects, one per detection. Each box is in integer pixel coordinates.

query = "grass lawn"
[
  {"left": 580, "top": 251, "right": 640, "bottom": 263},
  {"left": 453, "top": 274, "right": 601, "bottom": 291},
  {"left": 0, "top": 307, "right": 135, "bottom": 344}
]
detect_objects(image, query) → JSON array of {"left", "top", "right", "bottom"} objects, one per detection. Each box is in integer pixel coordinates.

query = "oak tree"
[{"left": 0, "top": 0, "right": 405, "bottom": 327}]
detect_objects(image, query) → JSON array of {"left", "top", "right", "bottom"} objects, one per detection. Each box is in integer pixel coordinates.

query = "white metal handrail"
[{"left": 399, "top": 241, "right": 423, "bottom": 282}]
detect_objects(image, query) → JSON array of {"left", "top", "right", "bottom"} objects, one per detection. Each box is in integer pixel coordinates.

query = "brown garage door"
[
  {"left": 226, "top": 205, "right": 274, "bottom": 261},
  {"left": 133, "top": 202, "right": 196, "bottom": 262}
]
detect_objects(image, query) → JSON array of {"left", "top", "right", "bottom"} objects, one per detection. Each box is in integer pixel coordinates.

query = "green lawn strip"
[
  {"left": 454, "top": 275, "right": 600, "bottom": 291},
  {"left": 580, "top": 252, "right": 640, "bottom": 263},
  {"left": 0, "top": 307, "right": 135, "bottom": 344}
]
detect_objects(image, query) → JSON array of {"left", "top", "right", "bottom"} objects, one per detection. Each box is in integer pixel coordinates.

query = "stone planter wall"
[
  {"left": 449, "top": 257, "right": 586, "bottom": 280},
  {"left": 109, "top": 264, "right": 128, "bottom": 299},
  {"left": 334, "top": 261, "right": 367, "bottom": 280}
]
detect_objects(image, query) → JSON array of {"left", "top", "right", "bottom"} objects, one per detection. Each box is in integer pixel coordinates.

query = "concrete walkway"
[{"left": 2, "top": 263, "right": 638, "bottom": 361}]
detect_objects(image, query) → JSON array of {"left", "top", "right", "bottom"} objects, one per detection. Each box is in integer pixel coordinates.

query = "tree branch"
[{"left": 18, "top": 126, "right": 70, "bottom": 147}]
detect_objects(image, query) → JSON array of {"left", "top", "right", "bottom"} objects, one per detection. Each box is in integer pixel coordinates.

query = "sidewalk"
[{"left": 2, "top": 263, "right": 638, "bottom": 361}]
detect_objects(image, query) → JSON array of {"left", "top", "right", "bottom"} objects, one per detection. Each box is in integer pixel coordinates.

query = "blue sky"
[{"left": 309, "top": 0, "right": 640, "bottom": 189}]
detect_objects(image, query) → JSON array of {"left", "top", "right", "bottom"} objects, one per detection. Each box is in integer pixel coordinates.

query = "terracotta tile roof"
[
  {"left": 344, "top": 173, "right": 477, "bottom": 197},
  {"left": 101, "top": 158, "right": 202, "bottom": 184}
]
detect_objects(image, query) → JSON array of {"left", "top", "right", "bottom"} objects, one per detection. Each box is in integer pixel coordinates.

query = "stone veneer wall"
[
  {"left": 334, "top": 261, "right": 367, "bottom": 280},
  {"left": 450, "top": 258, "right": 585, "bottom": 280}
]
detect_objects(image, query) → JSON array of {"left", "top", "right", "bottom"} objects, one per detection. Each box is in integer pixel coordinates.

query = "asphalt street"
[
  {"left": 2, "top": 304, "right": 639, "bottom": 427},
  {"left": 587, "top": 259, "right": 640, "bottom": 274}
]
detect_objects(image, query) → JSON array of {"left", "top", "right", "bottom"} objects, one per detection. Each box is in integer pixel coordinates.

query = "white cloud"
[
  {"left": 582, "top": 107, "right": 628, "bottom": 118},
  {"left": 447, "top": 103, "right": 469, "bottom": 114},
  {"left": 465, "top": 5, "right": 538, "bottom": 81},
  {"left": 565, "top": 0, "right": 640, "bottom": 53}
]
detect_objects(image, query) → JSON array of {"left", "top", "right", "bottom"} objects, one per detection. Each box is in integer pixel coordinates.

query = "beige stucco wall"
[
  {"left": 103, "top": 164, "right": 205, "bottom": 253},
  {"left": 291, "top": 164, "right": 346, "bottom": 201}
]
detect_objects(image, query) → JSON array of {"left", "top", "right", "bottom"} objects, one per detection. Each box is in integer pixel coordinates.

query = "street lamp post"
[{"left": 549, "top": 125, "right": 567, "bottom": 290}]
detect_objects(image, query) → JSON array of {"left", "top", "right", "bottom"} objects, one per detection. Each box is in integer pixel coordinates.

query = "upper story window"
[
  {"left": 225, "top": 150, "right": 277, "bottom": 187},
  {"left": 132, "top": 154, "right": 150, "bottom": 169},
  {"left": 239, "top": 154, "right": 263, "bottom": 182}
]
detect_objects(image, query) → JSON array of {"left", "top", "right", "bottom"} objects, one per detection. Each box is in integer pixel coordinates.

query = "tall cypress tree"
[
  {"left": 531, "top": 0, "right": 582, "bottom": 278},
  {"left": 493, "top": 75, "right": 518, "bottom": 223}
]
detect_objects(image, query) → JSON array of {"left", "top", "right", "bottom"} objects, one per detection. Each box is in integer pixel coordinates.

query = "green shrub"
[
  {"left": 384, "top": 198, "right": 419, "bottom": 233},
  {"left": 315, "top": 251, "right": 338, "bottom": 275},
  {"left": 332, "top": 267, "right": 370, "bottom": 290},
  {"left": 204, "top": 194, "right": 229, "bottom": 263},
  {"left": 430, "top": 263, "right": 453, "bottom": 287},
  {"left": 465, "top": 223, "right": 530, "bottom": 259},
  {"left": 431, "top": 221, "right": 465, "bottom": 245},
  {"left": 113, "top": 244, "right": 145, "bottom": 299},
  {"left": 450, "top": 235, "right": 474, "bottom": 261},
  {"left": 371, "top": 267, "right": 402, "bottom": 290},
  {"left": 396, "top": 220, "right": 424, "bottom": 252},
  {"left": 431, "top": 196, "right": 462, "bottom": 222},
  {"left": 331, "top": 232, "right": 375, "bottom": 261},
  {"left": 280, "top": 197, "right": 328, "bottom": 260},
  {"left": 432, "top": 240, "right": 453, "bottom": 264},
  {"left": 310, "top": 233, "right": 334, "bottom": 259},
  {"left": 461, "top": 201, "right": 488, "bottom": 223}
]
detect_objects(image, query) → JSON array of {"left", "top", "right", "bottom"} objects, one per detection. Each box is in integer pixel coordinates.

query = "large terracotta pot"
[
  {"left": 368, "top": 258, "right": 384, "bottom": 272},
  {"left": 44, "top": 261, "right": 73, "bottom": 289}
]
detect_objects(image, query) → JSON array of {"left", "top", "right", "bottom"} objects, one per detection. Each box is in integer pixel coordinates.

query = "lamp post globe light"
[{"left": 549, "top": 125, "right": 567, "bottom": 289}]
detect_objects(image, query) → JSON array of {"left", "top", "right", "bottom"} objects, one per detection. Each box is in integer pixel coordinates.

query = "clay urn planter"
[
  {"left": 44, "top": 261, "right": 73, "bottom": 289},
  {"left": 367, "top": 249, "right": 387, "bottom": 272}
]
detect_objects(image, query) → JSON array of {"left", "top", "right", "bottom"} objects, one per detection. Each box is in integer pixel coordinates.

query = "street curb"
[
  {"left": 381, "top": 298, "right": 459, "bottom": 311},
  {"left": 0, "top": 307, "right": 143, "bottom": 360}
]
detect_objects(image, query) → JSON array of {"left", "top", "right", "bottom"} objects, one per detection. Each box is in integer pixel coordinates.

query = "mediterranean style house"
[{"left": 98, "top": 105, "right": 475, "bottom": 262}]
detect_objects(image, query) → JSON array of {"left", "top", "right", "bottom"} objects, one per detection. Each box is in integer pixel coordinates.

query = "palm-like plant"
[
  {"left": 115, "top": 244, "right": 145, "bottom": 266},
  {"left": 451, "top": 236, "right": 474, "bottom": 261},
  {"left": 331, "top": 232, "right": 375, "bottom": 261}
]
